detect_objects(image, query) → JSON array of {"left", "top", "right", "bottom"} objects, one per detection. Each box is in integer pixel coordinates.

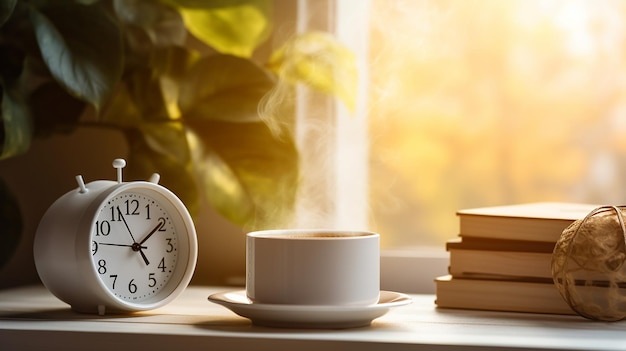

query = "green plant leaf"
[
  {"left": 127, "top": 67, "right": 172, "bottom": 121},
  {"left": 0, "top": 87, "right": 32, "bottom": 160},
  {"left": 188, "top": 120, "right": 298, "bottom": 228},
  {"left": 190, "top": 133, "right": 253, "bottom": 225},
  {"left": 167, "top": 0, "right": 258, "bottom": 7},
  {"left": 101, "top": 47, "right": 199, "bottom": 126},
  {"left": 125, "top": 123, "right": 199, "bottom": 214},
  {"left": 0, "top": 0, "right": 16, "bottom": 27},
  {"left": 179, "top": 54, "right": 275, "bottom": 123},
  {"left": 113, "top": 0, "right": 186, "bottom": 48},
  {"left": 268, "top": 31, "right": 358, "bottom": 111},
  {"left": 177, "top": 0, "right": 272, "bottom": 57},
  {"left": 140, "top": 122, "right": 190, "bottom": 163},
  {"left": 29, "top": 3, "right": 123, "bottom": 109},
  {"left": 98, "top": 81, "right": 143, "bottom": 128},
  {"left": 142, "top": 46, "right": 199, "bottom": 120},
  {"left": 148, "top": 45, "right": 200, "bottom": 80}
]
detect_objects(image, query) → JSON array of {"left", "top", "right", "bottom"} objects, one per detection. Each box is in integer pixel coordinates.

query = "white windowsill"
[{"left": 1, "top": 284, "right": 621, "bottom": 351}]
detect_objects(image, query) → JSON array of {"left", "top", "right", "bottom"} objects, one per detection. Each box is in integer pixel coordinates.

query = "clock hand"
[
  {"left": 99, "top": 242, "right": 147, "bottom": 249},
  {"left": 100, "top": 242, "right": 150, "bottom": 265},
  {"left": 116, "top": 209, "right": 158, "bottom": 266},
  {"left": 138, "top": 249, "right": 150, "bottom": 266},
  {"left": 117, "top": 207, "right": 138, "bottom": 243},
  {"left": 99, "top": 242, "right": 150, "bottom": 264},
  {"left": 134, "top": 222, "right": 163, "bottom": 266},
  {"left": 138, "top": 221, "right": 163, "bottom": 246}
]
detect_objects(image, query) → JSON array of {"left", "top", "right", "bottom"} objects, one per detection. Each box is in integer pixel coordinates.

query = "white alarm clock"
[{"left": 34, "top": 159, "right": 198, "bottom": 315}]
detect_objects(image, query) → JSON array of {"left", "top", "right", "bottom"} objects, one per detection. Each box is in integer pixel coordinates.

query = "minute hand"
[
  {"left": 139, "top": 220, "right": 164, "bottom": 245},
  {"left": 99, "top": 243, "right": 147, "bottom": 249},
  {"left": 117, "top": 207, "right": 137, "bottom": 243}
]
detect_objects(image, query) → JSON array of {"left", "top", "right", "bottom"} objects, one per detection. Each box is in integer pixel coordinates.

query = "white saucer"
[{"left": 208, "top": 290, "right": 412, "bottom": 329}]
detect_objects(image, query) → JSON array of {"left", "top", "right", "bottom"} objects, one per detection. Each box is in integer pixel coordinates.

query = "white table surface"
[{"left": 1, "top": 285, "right": 625, "bottom": 351}]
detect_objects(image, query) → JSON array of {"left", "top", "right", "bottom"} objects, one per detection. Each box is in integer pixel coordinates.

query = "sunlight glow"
[
  {"left": 554, "top": 0, "right": 593, "bottom": 55},
  {"left": 367, "top": 0, "right": 626, "bottom": 247}
]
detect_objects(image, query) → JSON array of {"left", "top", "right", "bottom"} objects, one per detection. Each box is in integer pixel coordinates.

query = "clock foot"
[{"left": 98, "top": 305, "right": 106, "bottom": 316}]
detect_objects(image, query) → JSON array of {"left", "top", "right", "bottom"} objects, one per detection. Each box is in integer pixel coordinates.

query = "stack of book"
[{"left": 435, "top": 202, "right": 598, "bottom": 315}]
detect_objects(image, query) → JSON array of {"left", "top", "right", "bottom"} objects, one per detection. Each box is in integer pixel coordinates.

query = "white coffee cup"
[{"left": 246, "top": 229, "right": 380, "bottom": 306}]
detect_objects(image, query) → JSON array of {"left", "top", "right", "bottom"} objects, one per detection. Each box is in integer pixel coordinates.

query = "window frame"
[{"left": 295, "top": 0, "right": 448, "bottom": 293}]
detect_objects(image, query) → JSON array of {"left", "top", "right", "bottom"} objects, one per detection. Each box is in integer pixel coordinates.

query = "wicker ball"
[{"left": 552, "top": 206, "right": 626, "bottom": 321}]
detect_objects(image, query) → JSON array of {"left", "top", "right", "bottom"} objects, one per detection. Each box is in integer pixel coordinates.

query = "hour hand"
[{"left": 138, "top": 249, "right": 150, "bottom": 266}]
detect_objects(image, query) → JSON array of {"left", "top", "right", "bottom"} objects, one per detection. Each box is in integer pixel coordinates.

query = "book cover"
[
  {"left": 456, "top": 202, "right": 599, "bottom": 242},
  {"left": 448, "top": 247, "right": 553, "bottom": 280},
  {"left": 434, "top": 275, "right": 575, "bottom": 315},
  {"left": 446, "top": 237, "right": 556, "bottom": 252},
  {"left": 446, "top": 237, "right": 554, "bottom": 279}
]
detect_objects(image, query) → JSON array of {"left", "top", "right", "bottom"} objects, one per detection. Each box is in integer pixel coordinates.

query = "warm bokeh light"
[{"left": 368, "top": 0, "right": 626, "bottom": 248}]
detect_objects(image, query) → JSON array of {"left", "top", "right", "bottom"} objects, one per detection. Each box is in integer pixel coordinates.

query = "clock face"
[{"left": 90, "top": 189, "right": 185, "bottom": 304}]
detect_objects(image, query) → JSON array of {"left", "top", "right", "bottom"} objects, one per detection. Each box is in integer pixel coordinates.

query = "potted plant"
[{"left": 0, "top": 0, "right": 356, "bottom": 268}]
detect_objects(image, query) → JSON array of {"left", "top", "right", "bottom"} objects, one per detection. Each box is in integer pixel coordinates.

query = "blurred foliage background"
[{"left": 0, "top": 0, "right": 356, "bottom": 266}]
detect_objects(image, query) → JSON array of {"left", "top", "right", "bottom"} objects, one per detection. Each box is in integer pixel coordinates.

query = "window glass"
[{"left": 367, "top": 0, "right": 626, "bottom": 248}]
